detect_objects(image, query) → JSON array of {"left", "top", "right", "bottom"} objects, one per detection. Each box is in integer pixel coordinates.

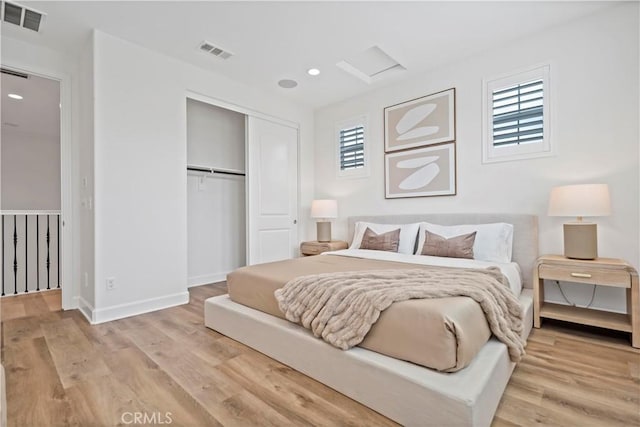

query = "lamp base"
[
  {"left": 317, "top": 222, "right": 332, "bottom": 243},
  {"left": 563, "top": 222, "right": 597, "bottom": 260}
]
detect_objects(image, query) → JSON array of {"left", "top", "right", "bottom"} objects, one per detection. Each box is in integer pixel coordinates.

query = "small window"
[
  {"left": 483, "top": 65, "right": 551, "bottom": 163},
  {"left": 340, "top": 125, "right": 364, "bottom": 170},
  {"left": 336, "top": 116, "right": 369, "bottom": 177}
]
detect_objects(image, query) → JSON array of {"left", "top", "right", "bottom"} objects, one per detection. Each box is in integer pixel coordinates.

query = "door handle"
[{"left": 293, "top": 219, "right": 297, "bottom": 224}]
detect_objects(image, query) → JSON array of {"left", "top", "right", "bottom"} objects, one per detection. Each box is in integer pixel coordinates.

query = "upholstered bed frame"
[
  {"left": 205, "top": 213, "right": 538, "bottom": 426},
  {"left": 348, "top": 213, "right": 538, "bottom": 289}
]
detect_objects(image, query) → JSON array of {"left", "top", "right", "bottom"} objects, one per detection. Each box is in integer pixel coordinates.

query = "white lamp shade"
[
  {"left": 548, "top": 184, "right": 611, "bottom": 217},
  {"left": 311, "top": 199, "right": 338, "bottom": 219}
]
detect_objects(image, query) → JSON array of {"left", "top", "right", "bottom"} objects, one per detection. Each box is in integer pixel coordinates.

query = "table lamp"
[
  {"left": 548, "top": 184, "right": 611, "bottom": 260},
  {"left": 311, "top": 199, "right": 338, "bottom": 242}
]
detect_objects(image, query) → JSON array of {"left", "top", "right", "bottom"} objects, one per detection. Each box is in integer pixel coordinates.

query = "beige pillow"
[
  {"left": 420, "top": 230, "right": 476, "bottom": 259},
  {"left": 359, "top": 227, "right": 401, "bottom": 252}
]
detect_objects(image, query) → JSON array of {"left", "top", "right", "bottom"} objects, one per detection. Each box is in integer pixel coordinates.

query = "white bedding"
[{"left": 323, "top": 249, "right": 523, "bottom": 296}]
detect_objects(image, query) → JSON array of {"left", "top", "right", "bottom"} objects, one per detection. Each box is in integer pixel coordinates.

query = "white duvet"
[{"left": 322, "top": 249, "right": 523, "bottom": 296}]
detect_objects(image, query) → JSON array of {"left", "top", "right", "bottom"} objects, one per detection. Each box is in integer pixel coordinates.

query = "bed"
[{"left": 205, "top": 213, "right": 538, "bottom": 426}]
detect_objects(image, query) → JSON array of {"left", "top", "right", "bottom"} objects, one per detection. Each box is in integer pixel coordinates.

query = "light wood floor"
[
  {"left": 1, "top": 289, "right": 61, "bottom": 322},
  {"left": 1, "top": 285, "right": 639, "bottom": 427}
]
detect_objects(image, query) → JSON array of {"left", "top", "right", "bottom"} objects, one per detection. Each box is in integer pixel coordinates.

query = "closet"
[
  {"left": 187, "top": 96, "right": 300, "bottom": 285},
  {"left": 187, "top": 99, "right": 247, "bottom": 286}
]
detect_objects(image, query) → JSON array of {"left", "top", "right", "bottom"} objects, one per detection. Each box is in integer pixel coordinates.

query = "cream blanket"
[{"left": 275, "top": 266, "right": 525, "bottom": 362}]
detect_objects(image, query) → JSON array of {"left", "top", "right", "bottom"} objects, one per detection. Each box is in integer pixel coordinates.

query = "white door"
[{"left": 247, "top": 117, "right": 298, "bottom": 265}]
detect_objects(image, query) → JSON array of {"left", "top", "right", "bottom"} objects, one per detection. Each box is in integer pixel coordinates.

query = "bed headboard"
[{"left": 347, "top": 213, "right": 538, "bottom": 289}]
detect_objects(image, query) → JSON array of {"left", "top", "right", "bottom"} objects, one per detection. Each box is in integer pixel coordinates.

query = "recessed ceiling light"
[
  {"left": 278, "top": 79, "right": 298, "bottom": 89},
  {"left": 307, "top": 68, "right": 320, "bottom": 76},
  {"left": 8, "top": 93, "right": 23, "bottom": 100}
]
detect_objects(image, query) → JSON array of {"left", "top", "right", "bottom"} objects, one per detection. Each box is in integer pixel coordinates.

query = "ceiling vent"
[
  {"left": 198, "top": 40, "right": 233, "bottom": 60},
  {"left": 1, "top": 67, "right": 29, "bottom": 79},
  {"left": 1, "top": 1, "right": 45, "bottom": 32},
  {"left": 337, "top": 46, "right": 405, "bottom": 84}
]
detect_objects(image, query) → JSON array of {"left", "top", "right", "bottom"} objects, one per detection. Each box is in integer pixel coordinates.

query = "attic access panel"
[{"left": 337, "top": 46, "right": 406, "bottom": 84}]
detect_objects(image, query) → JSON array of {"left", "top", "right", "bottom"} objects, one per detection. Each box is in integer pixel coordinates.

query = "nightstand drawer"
[
  {"left": 301, "top": 243, "right": 324, "bottom": 255},
  {"left": 538, "top": 264, "right": 630, "bottom": 288},
  {"left": 300, "top": 241, "right": 348, "bottom": 256}
]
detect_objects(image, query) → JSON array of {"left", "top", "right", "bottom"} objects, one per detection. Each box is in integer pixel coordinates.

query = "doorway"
[{"left": 1, "top": 68, "right": 64, "bottom": 311}]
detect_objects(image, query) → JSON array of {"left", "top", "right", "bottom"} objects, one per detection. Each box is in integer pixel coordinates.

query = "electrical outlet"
[
  {"left": 106, "top": 277, "right": 116, "bottom": 290},
  {"left": 84, "top": 272, "right": 89, "bottom": 288}
]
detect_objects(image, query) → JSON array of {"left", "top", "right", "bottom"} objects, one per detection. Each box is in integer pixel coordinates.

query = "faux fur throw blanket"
[{"left": 274, "top": 266, "right": 525, "bottom": 362}]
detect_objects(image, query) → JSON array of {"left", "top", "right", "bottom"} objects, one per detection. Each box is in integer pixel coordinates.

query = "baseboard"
[
  {"left": 80, "top": 292, "right": 189, "bottom": 324},
  {"left": 188, "top": 272, "right": 228, "bottom": 287},
  {"left": 77, "top": 295, "right": 96, "bottom": 323}
]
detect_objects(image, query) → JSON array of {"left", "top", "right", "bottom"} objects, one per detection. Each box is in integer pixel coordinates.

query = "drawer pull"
[{"left": 570, "top": 272, "right": 592, "bottom": 279}]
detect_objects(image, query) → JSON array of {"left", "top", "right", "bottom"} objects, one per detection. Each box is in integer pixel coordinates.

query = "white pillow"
[
  {"left": 415, "top": 222, "right": 514, "bottom": 263},
  {"left": 350, "top": 222, "right": 420, "bottom": 255}
]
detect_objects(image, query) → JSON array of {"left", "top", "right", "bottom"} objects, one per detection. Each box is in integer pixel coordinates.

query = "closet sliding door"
[{"left": 246, "top": 116, "right": 298, "bottom": 265}]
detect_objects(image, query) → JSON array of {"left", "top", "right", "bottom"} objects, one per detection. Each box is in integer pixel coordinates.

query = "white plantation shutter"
[
  {"left": 492, "top": 79, "right": 544, "bottom": 147},
  {"left": 339, "top": 124, "right": 365, "bottom": 170},
  {"left": 482, "top": 65, "right": 551, "bottom": 163}
]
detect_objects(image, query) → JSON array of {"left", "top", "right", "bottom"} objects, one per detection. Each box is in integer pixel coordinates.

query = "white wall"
[
  {"left": 91, "top": 30, "right": 314, "bottom": 322},
  {"left": 187, "top": 174, "right": 246, "bottom": 285},
  {"left": 314, "top": 4, "right": 639, "bottom": 313},
  {"left": 1, "top": 127, "right": 60, "bottom": 210},
  {"left": 77, "top": 34, "right": 96, "bottom": 313},
  {"left": 187, "top": 99, "right": 245, "bottom": 170},
  {"left": 187, "top": 99, "right": 246, "bottom": 286}
]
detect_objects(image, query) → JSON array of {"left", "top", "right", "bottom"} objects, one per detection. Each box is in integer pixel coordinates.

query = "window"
[
  {"left": 493, "top": 80, "right": 543, "bottom": 146},
  {"left": 340, "top": 125, "right": 364, "bottom": 170},
  {"left": 483, "top": 65, "right": 551, "bottom": 163},
  {"left": 336, "top": 116, "right": 369, "bottom": 177}
]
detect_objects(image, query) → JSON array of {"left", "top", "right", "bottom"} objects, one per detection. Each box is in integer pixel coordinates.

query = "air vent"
[
  {"left": 1, "top": 1, "right": 45, "bottom": 32},
  {"left": 198, "top": 40, "right": 233, "bottom": 60},
  {"left": 1, "top": 67, "right": 29, "bottom": 79}
]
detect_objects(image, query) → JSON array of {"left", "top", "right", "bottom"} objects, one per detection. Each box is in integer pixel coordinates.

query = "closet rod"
[{"left": 187, "top": 166, "right": 246, "bottom": 177}]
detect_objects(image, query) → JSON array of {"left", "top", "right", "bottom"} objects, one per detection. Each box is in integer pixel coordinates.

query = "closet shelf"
[{"left": 187, "top": 165, "right": 245, "bottom": 177}]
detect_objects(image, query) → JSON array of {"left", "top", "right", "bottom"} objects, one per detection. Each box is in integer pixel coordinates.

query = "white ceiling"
[
  {"left": 1, "top": 71, "right": 60, "bottom": 136},
  {"left": 1, "top": 1, "right": 615, "bottom": 109}
]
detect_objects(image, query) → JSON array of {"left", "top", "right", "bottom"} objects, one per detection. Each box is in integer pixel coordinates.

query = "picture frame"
[
  {"left": 385, "top": 142, "right": 456, "bottom": 199},
  {"left": 384, "top": 88, "right": 456, "bottom": 152}
]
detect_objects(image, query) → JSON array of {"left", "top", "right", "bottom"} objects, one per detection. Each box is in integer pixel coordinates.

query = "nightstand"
[
  {"left": 534, "top": 255, "right": 639, "bottom": 348},
  {"left": 300, "top": 240, "right": 348, "bottom": 256}
]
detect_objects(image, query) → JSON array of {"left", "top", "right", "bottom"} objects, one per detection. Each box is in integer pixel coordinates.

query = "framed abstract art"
[
  {"left": 384, "top": 88, "right": 456, "bottom": 152},
  {"left": 385, "top": 142, "right": 456, "bottom": 199}
]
